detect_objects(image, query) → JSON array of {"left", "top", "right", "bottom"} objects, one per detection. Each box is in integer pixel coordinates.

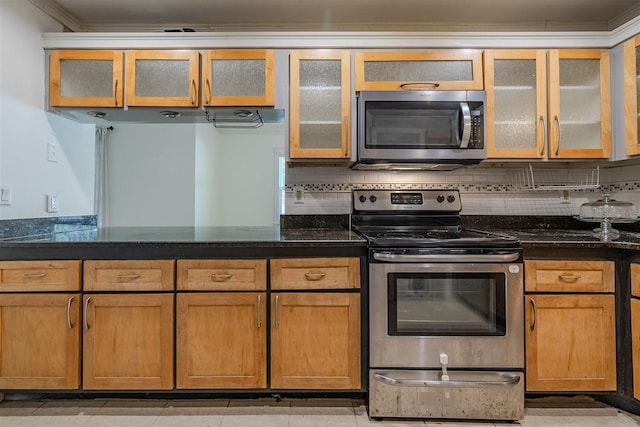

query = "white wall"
[
  {"left": 200, "top": 124, "right": 284, "bottom": 226},
  {"left": 105, "top": 124, "right": 196, "bottom": 226},
  {"left": 0, "top": 0, "right": 96, "bottom": 220}
]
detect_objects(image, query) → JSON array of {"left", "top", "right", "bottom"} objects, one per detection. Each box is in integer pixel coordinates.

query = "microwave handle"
[{"left": 459, "top": 102, "right": 472, "bottom": 148}]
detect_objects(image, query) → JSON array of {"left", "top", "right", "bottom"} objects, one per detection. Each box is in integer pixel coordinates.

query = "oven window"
[{"left": 388, "top": 272, "right": 506, "bottom": 336}]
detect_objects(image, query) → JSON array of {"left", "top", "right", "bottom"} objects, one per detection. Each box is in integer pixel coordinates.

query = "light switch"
[{"left": 0, "top": 185, "right": 11, "bottom": 205}]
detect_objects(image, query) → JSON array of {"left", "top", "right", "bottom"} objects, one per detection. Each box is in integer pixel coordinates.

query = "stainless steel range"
[{"left": 353, "top": 189, "right": 524, "bottom": 421}]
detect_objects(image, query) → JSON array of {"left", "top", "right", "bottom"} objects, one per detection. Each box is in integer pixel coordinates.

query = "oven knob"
[
  {"left": 447, "top": 195, "right": 456, "bottom": 203},
  {"left": 369, "top": 195, "right": 377, "bottom": 203},
  {"left": 436, "top": 195, "right": 445, "bottom": 203},
  {"left": 359, "top": 195, "right": 367, "bottom": 203}
]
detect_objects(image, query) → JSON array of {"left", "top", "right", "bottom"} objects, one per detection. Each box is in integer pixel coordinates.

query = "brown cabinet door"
[
  {"left": 632, "top": 298, "right": 640, "bottom": 399},
  {"left": 0, "top": 260, "right": 81, "bottom": 292},
  {"left": 82, "top": 293, "right": 174, "bottom": 390},
  {"left": 289, "top": 50, "right": 351, "bottom": 159},
  {"left": 270, "top": 257, "right": 360, "bottom": 290},
  {"left": 0, "top": 293, "right": 81, "bottom": 389},
  {"left": 624, "top": 35, "right": 640, "bottom": 157},
  {"left": 176, "top": 292, "right": 266, "bottom": 389},
  {"left": 125, "top": 50, "right": 200, "bottom": 107},
  {"left": 270, "top": 292, "right": 360, "bottom": 389},
  {"left": 524, "top": 260, "right": 615, "bottom": 293},
  {"left": 525, "top": 294, "right": 616, "bottom": 391},
  {"left": 547, "top": 49, "right": 611, "bottom": 159},
  {"left": 49, "top": 49, "right": 124, "bottom": 107}
]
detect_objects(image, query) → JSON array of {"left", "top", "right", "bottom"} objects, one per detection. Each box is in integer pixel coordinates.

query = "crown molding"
[{"left": 28, "top": 0, "right": 82, "bottom": 32}]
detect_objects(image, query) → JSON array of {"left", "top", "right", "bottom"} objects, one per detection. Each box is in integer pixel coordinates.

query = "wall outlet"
[
  {"left": 47, "top": 142, "right": 58, "bottom": 162},
  {"left": 294, "top": 186, "right": 305, "bottom": 204},
  {"left": 47, "top": 194, "right": 59, "bottom": 213},
  {"left": 559, "top": 190, "right": 571, "bottom": 204},
  {"left": 0, "top": 185, "right": 11, "bottom": 205}
]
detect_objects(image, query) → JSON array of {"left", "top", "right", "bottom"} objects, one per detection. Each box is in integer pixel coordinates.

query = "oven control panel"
[{"left": 353, "top": 189, "right": 462, "bottom": 212}]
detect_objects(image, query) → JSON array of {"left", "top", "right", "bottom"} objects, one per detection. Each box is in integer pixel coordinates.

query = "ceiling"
[{"left": 29, "top": 0, "right": 640, "bottom": 33}]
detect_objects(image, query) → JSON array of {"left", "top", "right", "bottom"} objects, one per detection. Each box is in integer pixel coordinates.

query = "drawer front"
[
  {"left": 632, "top": 264, "right": 640, "bottom": 297},
  {"left": 271, "top": 258, "right": 360, "bottom": 290},
  {"left": 177, "top": 259, "right": 267, "bottom": 291},
  {"left": 0, "top": 260, "right": 81, "bottom": 292},
  {"left": 84, "top": 260, "right": 175, "bottom": 291},
  {"left": 524, "top": 260, "right": 614, "bottom": 292}
]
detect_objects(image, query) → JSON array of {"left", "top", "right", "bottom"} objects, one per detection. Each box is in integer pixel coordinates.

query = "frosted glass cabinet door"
[
  {"left": 289, "top": 50, "right": 351, "bottom": 159},
  {"left": 202, "top": 50, "right": 275, "bottom": 107},
  {"left": 484, "top": 50, "right": 547, "bottom": 158},
  {"left": 547, "top": 49, "right": 611, "bottom": 159},
  {"left": 624, "top": 35, "right": 640, "bottom": 157},
  {"left": 355, "top": 50, "right": 484, "bottom": 91},
  {"left": 125, "top": 50, "right": 200, "bottom": 107},
  {"left": 49, "top": 50, "right": 124, "bottom": 107}
]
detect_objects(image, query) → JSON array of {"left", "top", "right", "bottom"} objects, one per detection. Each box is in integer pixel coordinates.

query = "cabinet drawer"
[
  {"left": 631, "top": 264, "right": 640, "bottom": 297},
  {"left": 177, "top": 259, "right": 267, "bottom": 291},
  {"left": 0, "top": 260, "right": 81, "bottom": 292},
  {"left": 271, "top": 258, "right": 360, "bottom": 290},
  {"left": 84, "top": 260, "right": 175, "bottom": 291},
  {"left": 524, "top": 260, "right": 614, "bottom": 292}
]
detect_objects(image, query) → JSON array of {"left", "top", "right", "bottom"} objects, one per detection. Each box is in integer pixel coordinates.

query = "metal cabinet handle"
[
  {"left": 344, "top": 117, "right": 349, "bottom": 157},
  {"left": 539, "top": 115, "right": 546, "bottom": 156},
  {"left": 373, "top": 372, "right": 520, "bottom": 388},
  {"left": 554, "top": 115, "right": 561, "bottom": 156},
  {"left": 205, "top": 78, "right": 211, "bottom": 104},
  {"left": 211, "top": 273, "right": 233, "bottom": 281},
  {"left": 559, "top": 274, "right": 582, "bottom": 281},
  {"left": 113, "top": 79, "right": 118, "bottom": 106},
  {"left": 257, "top": 295, "right": 262, "bottom": 329},
  {"left": 83, "top": 297, "right": 91, "bottom": 330},
  {"left": 399, "top": 82, "right": 440, "bottom": 90},
  {"left": 191, "top": 79, "right": 197, "bottom": 105},
  {"left": 304, "top": 272, "right": 327, "bottom": 281},
  {"left": 22, "top": 273, "right": 46, "bottom": 278},
  {"left": 116, "top": 273, "right": 140, "bottom": 280},
  {"left": 67, "top": 296, "right": 74, "bottom": 329},
  {"left": 275, "top": 295, "right": 279, "bottom": 329},
  {"left": 530, "top": 298, "right": 537, "bottom": 331}
]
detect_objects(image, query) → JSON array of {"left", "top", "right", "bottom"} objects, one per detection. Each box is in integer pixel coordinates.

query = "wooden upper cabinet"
[
  {"left": 484, "top": 49, "right": 547, "bottom": 158},
  {"left": 632, "top": 263, "right": 640, "bottom": 297},
  {"left": 624, "top": 35, "right": 640, "bottom": 157},
  {"left": 355, "top": 50, "right": 484, "bottom": 91},
  {"left": 289, "top": 50, "right": 351, "bottom": 159},
  {"left": 49, "top": 50, "right": 124, "bottom": 107},
  {"left": 547, "top": 49, "right": 611, "bottom": 159},
  {"left": 125, "top": 50, "right": 200, "bottom": 107},
  {"left": 202, "top": 50, "right": 275, "bottom": 107}
]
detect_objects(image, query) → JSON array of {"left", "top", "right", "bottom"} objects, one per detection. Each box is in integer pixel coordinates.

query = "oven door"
[{"left": 369, "top": 260, "right": 524, "bottom": 369}]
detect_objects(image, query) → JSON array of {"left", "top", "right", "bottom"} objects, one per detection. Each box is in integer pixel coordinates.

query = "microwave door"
[{"left": 459, "top": 102, "right": 472, "bottom": 148}]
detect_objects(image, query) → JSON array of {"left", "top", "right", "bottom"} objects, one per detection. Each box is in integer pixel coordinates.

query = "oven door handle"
[
  {"left": 373, "top": 372, "right": 521, "bottom": 388},
  {"left": 373, "top": 252, "right": 521, "bottom": 263}
]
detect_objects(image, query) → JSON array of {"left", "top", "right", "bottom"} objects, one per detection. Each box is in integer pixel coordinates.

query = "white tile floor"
[{"left": 0, "top": 397, "right": 638, "bottom": 427}]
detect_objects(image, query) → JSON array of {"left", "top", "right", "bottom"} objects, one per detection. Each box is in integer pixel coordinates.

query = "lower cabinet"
[
  {"left": 630, "top": 264, "right": 640, "bottom": 399},
  {"left": 524, "top": 260, "right": 616, "bottom": 392},
  {"left": 82, "top": 260, "right": 175, "bottom": 390},
  {"left": 0, "top": 260, "right": 82, "bottom": 390},
  {"left": 270, "top": 292, "right": 361, "bottom": 389},
  {"left": 0, "top": 293, "right": 81, "bottom": 389},
  {"left": 176, "top": 292, "right": 267, "bottom": 388},
  {"left": 270, "top": 257, "right": 361, "bottom": 390}
]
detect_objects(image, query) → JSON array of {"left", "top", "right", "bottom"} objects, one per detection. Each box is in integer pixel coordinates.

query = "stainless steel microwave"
[{"left": 352, "top": 90, "right": 487, "bottom": 170}]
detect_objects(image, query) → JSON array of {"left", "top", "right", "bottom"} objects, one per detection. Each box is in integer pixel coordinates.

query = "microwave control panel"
[{"left": 469, "top": 109, "right": 484, "bottom": 149}]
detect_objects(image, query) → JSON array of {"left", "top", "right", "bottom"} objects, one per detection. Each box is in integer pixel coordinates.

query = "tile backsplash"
[{"left": 284, "top": 163, "right": 640, "bottom": 216}]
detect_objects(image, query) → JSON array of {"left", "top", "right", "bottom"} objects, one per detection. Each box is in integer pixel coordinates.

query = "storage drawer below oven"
[{"left": 368, "top": 369, "right": 524, "bottom": 421}]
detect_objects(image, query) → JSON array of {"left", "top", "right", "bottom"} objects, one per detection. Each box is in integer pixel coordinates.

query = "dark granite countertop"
[{"left": 0, "top": 226, "right": 365, "bottom": 245}]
